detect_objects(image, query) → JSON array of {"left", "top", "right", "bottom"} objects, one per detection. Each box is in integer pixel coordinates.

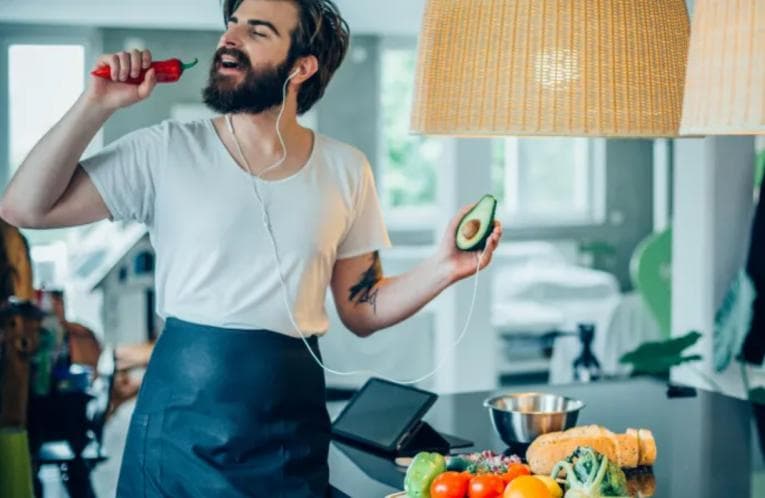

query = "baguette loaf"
[
  {"left": 613, "top": 433, "right": 639, "bottom": 468},
  {"left": 637, "top": 429, "right": 657, "bottom": 466},
  {"left": 526, "top": 425, "right": 656, "bottom": 475}
]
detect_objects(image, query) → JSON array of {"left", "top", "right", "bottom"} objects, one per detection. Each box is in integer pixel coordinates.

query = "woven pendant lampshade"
[
  {"left": 410, "top": 0, "right": 690, "bottom": 137},
  {"left": 680, "top": 0, "right": 765, "bottom": 135}
]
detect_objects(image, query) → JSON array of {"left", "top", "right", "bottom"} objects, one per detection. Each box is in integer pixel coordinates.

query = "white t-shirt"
[{"left": 81, "top": 118, "right": 391, "bottom": 337}]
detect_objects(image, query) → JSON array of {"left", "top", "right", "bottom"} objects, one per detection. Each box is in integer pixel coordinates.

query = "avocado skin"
[{"left": 455, "top": 194, "right": 497, "bottom": 251}]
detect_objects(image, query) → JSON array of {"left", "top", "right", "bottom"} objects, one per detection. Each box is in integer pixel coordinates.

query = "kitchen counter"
[{"left": 328, "top": 378, "right": 754, "bottom": 498}]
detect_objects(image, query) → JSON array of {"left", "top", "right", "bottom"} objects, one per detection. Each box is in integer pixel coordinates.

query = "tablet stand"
[{"left": 397, "top": 421, "right": 450, "bottom": 457}]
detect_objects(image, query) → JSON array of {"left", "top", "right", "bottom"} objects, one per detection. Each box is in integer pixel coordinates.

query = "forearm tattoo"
[{"left": 348, "top": 251, "right": 382, "bottom": 313}]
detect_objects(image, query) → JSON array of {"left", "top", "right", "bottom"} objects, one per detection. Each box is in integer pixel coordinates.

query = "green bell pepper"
[{"left": 404, "top": 452, "right": 447, "bottom": 498}]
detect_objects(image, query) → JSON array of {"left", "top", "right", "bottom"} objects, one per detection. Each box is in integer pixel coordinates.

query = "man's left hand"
[{"left": 436, "top": 204, "right": 503, "bottom": 283}]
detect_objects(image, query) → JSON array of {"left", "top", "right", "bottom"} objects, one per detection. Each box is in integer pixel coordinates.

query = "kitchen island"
[{"left": 328, "top": 378, "right": 754, "bottom": 498}]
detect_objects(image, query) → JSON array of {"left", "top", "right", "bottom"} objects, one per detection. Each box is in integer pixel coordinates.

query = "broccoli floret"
[
  {"left": 568, "top": 447, "right": 597, "bottom": 483},
  {"left": 600, "top": 459, "right": 628, "bottom": 496},
  {"left": 445, "top": 456, "right": 470, "bottom": 472},
  {"left": 553, "top": 447, "right": 630, "bottom": 498}
]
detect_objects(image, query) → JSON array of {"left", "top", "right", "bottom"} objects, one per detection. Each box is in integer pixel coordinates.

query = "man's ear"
[{"left": 290, "top": 55, "right": 319, "bottom": 86}]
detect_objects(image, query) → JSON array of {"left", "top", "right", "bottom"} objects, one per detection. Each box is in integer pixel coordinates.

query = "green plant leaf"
[{"left": 619, "top": 331, "right": 703, "bottom": 375}]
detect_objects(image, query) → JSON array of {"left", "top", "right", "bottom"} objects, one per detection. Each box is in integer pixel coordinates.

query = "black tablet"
[{"left": 331, "top": 378, "right": 437, "bottom": 454}]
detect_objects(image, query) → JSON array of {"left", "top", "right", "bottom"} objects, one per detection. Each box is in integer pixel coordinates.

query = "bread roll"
[
  {"left": 613, "top": 433, "right": 640, "bottom": 468},
  {"left": 637, "top": 429, "right": 657, "bottom": 466},
  {"left": 564, "top": 425, "right": 615, "bottom": 438},
  {"left": 526, "top": 425, "right": 656, "bottom": 475},
  {"left": 526, "top": 431, "right": 617, "bottom": 475}
]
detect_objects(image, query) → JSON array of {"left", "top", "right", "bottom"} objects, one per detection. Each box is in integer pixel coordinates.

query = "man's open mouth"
[{"left": 218, "top": 54, "right": 246, "bottom": 72}]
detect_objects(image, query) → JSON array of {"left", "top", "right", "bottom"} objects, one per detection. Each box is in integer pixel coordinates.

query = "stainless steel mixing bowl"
[{"left": 483, "top": 392, "right": 585, "bottom": 445}]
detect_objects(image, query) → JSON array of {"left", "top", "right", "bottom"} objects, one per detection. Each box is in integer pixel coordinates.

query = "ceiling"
[{"left": 0, "top": 0, "right": 426, "bottom": 35}]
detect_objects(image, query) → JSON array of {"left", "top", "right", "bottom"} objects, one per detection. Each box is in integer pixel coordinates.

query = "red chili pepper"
[{"left": 91, "top": 57, "right": 198, "bottom": 84}]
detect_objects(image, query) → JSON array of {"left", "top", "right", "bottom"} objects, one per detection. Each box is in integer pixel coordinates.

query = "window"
[
  {"left": 379, "top": 43, "right": 445, "bottom": 227},
  {"left": 491, "top": 137, "right": 605, "bottom": 226},
  {"left": 6, "top": 43, "right": 87, "bottom": 248},
  {"left": 1, "top": 28, "right": 102, "bottom": 248},
  {"left": 9, "top": 44, "right": 85, "bottom": 173}
]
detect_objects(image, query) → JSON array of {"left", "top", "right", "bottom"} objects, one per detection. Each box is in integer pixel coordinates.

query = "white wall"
[{"left": 672, "top": 136, "right": 756, "bottom": 398}]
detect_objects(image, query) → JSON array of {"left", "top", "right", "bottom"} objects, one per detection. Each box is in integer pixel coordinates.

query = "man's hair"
[{"left": 222, "top": 0, "right": 350, "bottom": 114}]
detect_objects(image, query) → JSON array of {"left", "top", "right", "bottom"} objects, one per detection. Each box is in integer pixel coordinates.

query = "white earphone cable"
[{"left": 227, "top": 71, "right": 485, "bottom": 385}]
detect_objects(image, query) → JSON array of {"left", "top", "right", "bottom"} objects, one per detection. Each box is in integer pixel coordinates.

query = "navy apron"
[{"left": 116, "top": 317, "right": 333, "bottom": 497}]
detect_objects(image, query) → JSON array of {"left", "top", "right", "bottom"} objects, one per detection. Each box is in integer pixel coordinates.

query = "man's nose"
[{"left": 219, "top": 29, "right": 242, "bottom": 49}]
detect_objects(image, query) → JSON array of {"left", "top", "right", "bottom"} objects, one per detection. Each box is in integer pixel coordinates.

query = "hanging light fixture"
[
  {"left": 410, "top": 0, "right": 690, "bottom": 138},
  {"left": 680, "top": 0, "right": 765, "bottom": 135}
]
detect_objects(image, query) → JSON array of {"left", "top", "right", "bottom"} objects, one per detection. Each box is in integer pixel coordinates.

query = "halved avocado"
[{"left": 456, "top": 194, "right": 497, "bottom": 251}]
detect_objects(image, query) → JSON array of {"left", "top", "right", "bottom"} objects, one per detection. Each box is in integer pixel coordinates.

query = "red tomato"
[
  {"left": 468, "top": 473, "right": 506, "bottom": 498},
  {"left": 431, "top": 471, "right": 471, "bottom": 498},
  {"left": 502, "top": 463, "right": 531, "bottom": 484}
]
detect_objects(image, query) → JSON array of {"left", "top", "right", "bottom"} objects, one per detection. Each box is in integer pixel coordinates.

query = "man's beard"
[{"left": 202, "top": 47, "right": 296, "bottom": 115}]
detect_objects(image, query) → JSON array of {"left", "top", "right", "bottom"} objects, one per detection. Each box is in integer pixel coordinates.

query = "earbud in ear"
[{"left": 288, "top": 69, "right": 300, "bottom": 79}]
